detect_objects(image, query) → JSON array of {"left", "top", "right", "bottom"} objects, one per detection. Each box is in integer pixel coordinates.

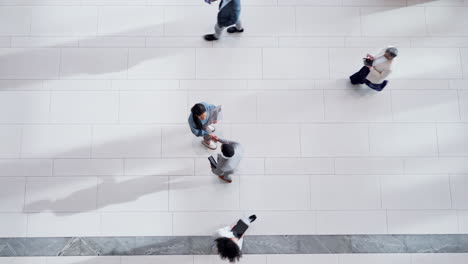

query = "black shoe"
[
  {"left": 227, "top": 27, "right": 244, "bottom": 34},
  {"left": 204, "top": 34, "right": 218, "bottom": 41},
  {"left": 248, "top": 215, "right": 257, "bottom": 223}
]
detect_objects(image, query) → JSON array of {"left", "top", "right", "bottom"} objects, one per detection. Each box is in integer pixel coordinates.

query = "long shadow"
[{"left": 0, "top": 21, "right": 208, "bottom": 91}]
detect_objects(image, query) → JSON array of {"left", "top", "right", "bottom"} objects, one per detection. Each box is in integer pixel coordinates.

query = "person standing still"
[
  {"left": 349, "top": 46, "right": 398, "bottom": 91},
  {"left": 188, "top": 102, "right": 221, "bottom": 150},
  {"left": 204, "top": 0, "right": 244, "bottom": 41}
]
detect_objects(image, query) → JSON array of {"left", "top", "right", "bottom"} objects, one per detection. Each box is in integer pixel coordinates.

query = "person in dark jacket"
[{"left": 204, "top": 0, "right": 244, "bottom": 41}]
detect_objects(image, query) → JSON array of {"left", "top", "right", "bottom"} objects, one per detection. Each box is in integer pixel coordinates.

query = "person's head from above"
[
  {"left": 191, "top": 103, "right": 207, "bottom": 130},
  {"left": 215, "top": 237, "right": 242, "bottom": 263},
  {"left": 221, "top": 143, "right": 235, "bottom": 158},
  {"left": 384, "top": 47, "right": 398, "bottom": 60}
]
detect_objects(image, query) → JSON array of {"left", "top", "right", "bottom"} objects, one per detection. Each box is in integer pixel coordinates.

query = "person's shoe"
[
  {"left": 207, "top": 125, "right": 216, "bottom": 133},
  {"left": 248, "top": 215, "right": 257, "bottom": 223},
  {"left": 204, "top": 34, "right": 218, "bottom": 41},
  {"left": 218, "top": 175, "right": 232, "bottom": 183},
  {"left": 380, "top": 80, "right": 388, "bottom": 90},
  {"left": 227, "top": 27, "right": 244, "bottom": 34},
  {"left": 202, "top": 140, "right": 217, "bottom": 150}
]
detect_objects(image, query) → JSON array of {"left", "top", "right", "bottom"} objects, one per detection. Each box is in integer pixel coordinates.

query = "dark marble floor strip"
[{"left": 1, "top": 235, "right": 468, "bottom": 256}]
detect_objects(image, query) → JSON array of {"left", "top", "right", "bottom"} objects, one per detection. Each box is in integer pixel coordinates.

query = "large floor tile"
[
  {"left": 0, "top": 91, "right": 50, "bottom": 123},
  {"left": 92, "top": 125, "right": 161, "bottom": 158},
  {"left": 27, "top": 212, "right": 100, "bottom": 237},
  {"left": 324, "top": 89, "right": 393, "bottom": 122},
  {"left": 47, "top": 256, "right": 120, "bottom": 264},
  {"left": 100, "top": 212, "right": 172, "bottom": 236},
  {"left": 361, "top": 7, "right": 427, "bottom": 36},
  {"left": 450, "top": 174, "right": 468, "bottom": 209},
  {"left": 54, "top": 159, "right": 123, "bottom": 176},
  {"left": 426, "top": 7, "right": 468, "bottom": 36},
  {"left": 381, "top": 174, "right": 451, "bottom": 209},
  {"left": 301, "top": 124, "right": 369, "bottom": 157},
  {"left": 340, "top": 254, "right": 411, "bottom": 264},
  {"left": 265, "top": 158, "right": 334, "bottom": 175},
  {"left": 257, "top": 90, "right": 325, "bottom": 123},
  {"left": 188, "top": 90, "right": 257, "bottom": 123},
  {"left": 267, "top": 255, "right": 340, "bottom": 264},
  {"left": 262, "top": 48, "right": 329, "bottom": 79},
  {"left": 169, "top": 176, "right": 240, "bottom": 211},
  {"left": 172, "top": 211, "right": 241, "bottom": 235},
  {"left": 163, "top": 6, "right": 217, "bottom": 37},
  {"left": 195, "top": 255, "right": 266, "bottom": 264},
  {"left": 0, "top": 213, "right": 27, "bottom": 237},
  {"left": 387, "top": 210, "right": 458, "bottom": 234},
  {"left": 30, "top": 6, "right": 98, "bottom": 36},
  {"left": 391, "top": 90, "right": 460, "bottom": 122},
  {"left": 25, "top": 177, "right": 98, "bottom": 213},
  {"left": 0, "top": 177, "right": 25, "bottom": 212},
  {"left": 392, "top": 48, "right": 462, "bottom": 79},
  {"left": 0, "top": 48, "right": 60, "bottom": 79},
  {"left": 195, "top": 158, "right": 264, "bottom": 176},
  {"left": 119, "top": 91, "right": 187, "bottom": 123},
  {"left": 128, "top": 48, "right": 196, "bottom": 79},
  {"left": 462, "top": 48, "right": 468, "bottom": 78},
  {"left": 328, "top": 47, "right": 369, "bottom": 79},
  {"left": 125, "top": 158, "right": 194, "bottom": 176},
  {"left": 317, "top": 210, "right": 387, "bottom": 234},
  {"left": 405, "top": 157, "right": 468, "bottom": 174},
  {"left": 21, "top": 125, "right": 92, "bottom": 158},
  {"left": 0, "top": 159, "right": 52, "bottom": 177},
  {"left": 241, "top": 7, "right": 295, "bottom": 36},
  {"left": 98, "top": 6, "right": 164, "bottom": 36},
  {"left": 240, "top": 176, "right": 311, "bottom": 210},
  {"left": 369, "top": 124, "right": 438, "bottom": 156},
  {"left": 335, "top": 158, "right": 404, "bottom": 175},
  {"left": 411, "top": 254, "right": 468, "bottom": 264},
  {"left": 296, "top": 7, "right": 361, "bottom": 36},
  {"left": 50, "top": 91, "right": 119, "bottom": 123},
  {"left": 0, "top": 7, "right": 31, "bottom": 36},
  {"left": 437, "top": 123, "right": 468, "bottom": 156},
  {"left": 245, "top": 211, "right": 316, "bottom": 235},
  {"left": 123, "top": 256, "right": 194, "bottom": 264},
  {"left": 459, "top": 211, "right": 468, "bottom": 233},
  {"left": 231, "top": 124, "right": 301, "bottom": 157},
  {"left": 458, "top": 90, "right": 468, "bottom": 121},
  {"left": 97, "top": 176, "right": 169, "bottom": 211},
  {"left": 196, "top": 48, "right": 262, "bottom": 79},
  {"left": 313, "top": 175, "right": 381, "bottom": 210},
  {"left": 60, "top": 48, "right": 128, "bottom": 79},
  {"left": 0, "top": 126, "right": 21, "bottom": 158}
]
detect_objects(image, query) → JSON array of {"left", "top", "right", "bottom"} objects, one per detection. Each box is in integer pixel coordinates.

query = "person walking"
[
  {"left": 213, "top": 215, "right": 257, "bottom": 263},
  {"left": 188, "top": 102, "right": 222, "bottom": 150},
  {"left": 349, "top": 46, "right": 398, "bottom": 91},
  {"left": 204, "top": 0, "right": 244, "bottom": 41},
  {"left": 209, "top": 138, "right": 243, "bottom": 183}
]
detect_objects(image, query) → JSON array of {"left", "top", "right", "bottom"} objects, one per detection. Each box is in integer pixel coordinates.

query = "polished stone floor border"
[{"left": 1, "top": 235, "right": 468, "bottom": 256}]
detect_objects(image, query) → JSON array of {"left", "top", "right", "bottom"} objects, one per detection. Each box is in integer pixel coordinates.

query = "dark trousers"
[{"left": 349, "top": 66, "right": 387, "bottom": 92}]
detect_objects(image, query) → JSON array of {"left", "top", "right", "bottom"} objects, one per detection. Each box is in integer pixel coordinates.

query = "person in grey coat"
[
  {"left": 204, "top": 0, "right": 244, "bottom": 41},
  {"left": 210, "top": 138, "right": 243, "bottom": 183}
]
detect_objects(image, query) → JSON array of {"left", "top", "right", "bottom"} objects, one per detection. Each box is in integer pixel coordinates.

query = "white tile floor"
[{"left": 1, "top": 0, "right": 468, "bottom": 261}]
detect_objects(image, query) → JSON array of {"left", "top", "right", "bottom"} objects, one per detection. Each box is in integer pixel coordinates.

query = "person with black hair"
[
  {"left": 214, "top": 215, "right": 257, "bottom": 263},
  {"left": 204, "top": 0, "right": 244, "bottom": 41},
  {"left": 188, "top": 102, "right": 222, "bottom": 150},
  {"left": 210, "top": 138, "right": 243, "bottom": 183}
]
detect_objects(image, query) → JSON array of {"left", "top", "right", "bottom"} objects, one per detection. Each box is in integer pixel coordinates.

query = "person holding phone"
[
  {"left": 210, "top": 138, "right": 243, "bottom": 183},
  {"left": 204, "top": 0, "right": 244, "bottom": 41},
  {"left": 188, "top": 102, "right": 222, "bottom": 150},
  {"left": 214, "top": 215, "right": 257, "bottom": 263},
  {"left": 349, "top": 46, "right": 398, "bottom": 91}
]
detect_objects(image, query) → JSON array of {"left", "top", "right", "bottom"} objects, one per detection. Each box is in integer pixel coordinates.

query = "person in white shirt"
[
  {"left": 349, "top": 46, "right": 398, "bottom": 91},
  {"left": 213, "top": 215, "right": 257, "bottom": 262}
]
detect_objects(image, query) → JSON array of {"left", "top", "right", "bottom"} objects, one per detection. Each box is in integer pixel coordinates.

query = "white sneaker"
[
  {"left": 207, "top": 125, "right": 216, "bottom": 133},
  {"left": 202, "top": 140, "right": 217, "bottom": 150}
]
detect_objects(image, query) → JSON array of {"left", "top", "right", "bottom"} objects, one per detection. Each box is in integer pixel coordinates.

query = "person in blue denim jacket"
[
  {"left": 188, "top": 102, "right": 222, "bottom": 150},
  {"left": 204, "top": 0, "right": 244, "bottom": 41}
]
